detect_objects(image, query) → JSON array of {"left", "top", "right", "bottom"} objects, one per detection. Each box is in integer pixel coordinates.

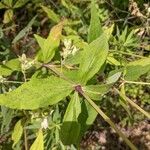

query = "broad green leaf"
[
  {"left": 78, "top": 33, "right": 108, "bottom": 84},
  {"left": 41, "top": 5, "right": 60, "bottom": 23},
  {"left": 34, "top": 21, "right": 64, "bottom": 63},
  {"left": 0, "top": 58, "right": 21, "bottom": 76},
  {"left": 12, "top": 16, "right": 37, "bottom": 43},
  {"left": 3, "top": 9, "right": 13, "bottom": 24},
  {"left": 125, "top": 57, "right": 150, "bottom": 81},
  {"left": 60, "top": 92, "right": 81, "bottom": 145},
  {"left": 0, "top": 76, "right": 73, "bottom": 109},
  {"left": 82, "top": 84, "right": 111, "bottom": 100},
  {"left": 30, "top": 129, "right": 44, "bottom": 150},
  {"left": 13, "top": 0, "right": 29, "bottom": 8},
  {"left": 88, "top": 0, "right": 102, "bottom": 43},
  {"left": 78, "top": 100, "right": 97, "bottom": 142},
  {"left": 12, "top": 120, "right": 23, "bottom": 148}
]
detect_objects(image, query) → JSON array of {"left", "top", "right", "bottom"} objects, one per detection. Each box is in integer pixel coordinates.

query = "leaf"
[
  {"left": 78, "top": 100, "right": 98, "bottom": 142},
  {"left": 60, "top": 92, "right": 81, "bottom": 145},
  {"left": 12, "top": 120, "right": 23, "bottom": 148},
  {"left": 0, "top": 76, "right": 73, "bottom": 110},
  {"left": 82, "top": 84, "right": 111, "bottom": 100},
  {"left": 106, "top": 72, "right": 122, "bottom": 84},
  {"left": 34, "top": 21, "right": 64, "bottom": 63},
  {"left": 88, "top": 0, "right": 102, "bottom": 43},
  {"left": 0, "top": 58, "right": 21, "bottom": 76},
  {"left": 12, "top": 16, "right": 37, "bottom": 43},
  {"left": 0, "top": 2, "right": 7, "bottom": 9},
  {"left": 13, "top": 0, "right": 29, "bottom": 8},
  {"left": 125, "top": 57, "right": 150, "bottom": 81},
  {"left": 3, "top": 0, "right": 13, "bottom": 7},
  {"left": 3, "top": 9, "right": 13, "bottom": 24},
  {"left": 30, "top": 129, "right": 44, "bottom": 150},
  {"left": 78, "top": 33, "right": 108, "bottom": 84},
  {"left": 41, "top": 5, "right": 60, "bottom": 23},
  {"left": 104, "top": 24, "right": 114, "bottom": 40}
]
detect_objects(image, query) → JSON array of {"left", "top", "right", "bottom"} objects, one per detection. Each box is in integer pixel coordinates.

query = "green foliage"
[
  {"left": 12, "top": 120, "right": 23, "bottom": 148},
  {"left": 0, "top": 0, "right": 150, "bottom": 149},
  {"left": 0, "top": 76, "right": 73, "bottom": 109},
  {"left": 30, "top": 129, "right": 44, "bottom": 150},
  {"left": 77, "top": 33, "right": 108, "bottom": 84}
]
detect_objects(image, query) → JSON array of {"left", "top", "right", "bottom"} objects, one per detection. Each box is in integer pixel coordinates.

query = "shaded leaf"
[
  {"left": 12, "top": 16, "right": 37, "bottom": 43},
  {"left": 60, "top": 92, "right": 81, "bottom": 145},
  {"left": 0, "top": 76, "right": 73, "bottom": 109},
  {"left": 13, "top": 0, "right": 29, "bottom": 8}
]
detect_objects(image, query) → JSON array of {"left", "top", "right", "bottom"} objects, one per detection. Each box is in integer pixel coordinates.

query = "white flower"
[
  {"left": 19, "top": 54, "right": 35, "bottom": 71},
  {"left": 41, "top": 117, "right": 48, "bottom": 129},
  {"left": 0, "top": 76, "right": 6, "bottom": 83},
  {"left": 61, "top": 39, "right": 79, "bottom": 59}
]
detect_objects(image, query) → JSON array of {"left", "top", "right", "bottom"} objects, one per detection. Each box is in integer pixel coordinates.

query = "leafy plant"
[{"left": 0, "top": 0, "right": 150, "bottom": 150}]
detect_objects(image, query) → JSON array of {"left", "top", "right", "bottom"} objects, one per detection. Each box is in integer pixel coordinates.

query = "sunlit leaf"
[
  {"left": 0, "top": 58, "right": 21, "bottom": 76},
  {"left": 12, "top": 120, "right": 23, "bottom": 148},
  {"left": 41, "top": 5, "right": 60, "bottom": 23},
  {"left": 78, "top": 33, "right": 108, "bottom": 84},
  {"left": 30, "top": 129, "right": 44, "bottom": 150},
  {"left": 0, "top": 76, "right": 73, "bottom": 109},
  {"left": 3, "top": 9, "right": 13, "bottom": 24},
  {"left": 88, "top": 0, "right": 102, "bottom": 43}
]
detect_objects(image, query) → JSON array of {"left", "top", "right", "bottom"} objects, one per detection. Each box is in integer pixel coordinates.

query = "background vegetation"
[{"left": 0, "top": 0, "right": 150, "bottom": 149}]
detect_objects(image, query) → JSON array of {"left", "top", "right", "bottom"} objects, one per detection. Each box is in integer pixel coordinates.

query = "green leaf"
[
  {"left": 106, "top": 72, "right": 122, "bottom": 84},
  {"left": 3, "top": 0, "right": 13, "bottom": 7},
  {"left": 88, "top": 0, "right": 102, "bottom": 43},
  {"left": 0, "top": 76, "right": 73, "bottom": 109},
  {"left": 34, "top": 21, "right": 64, "bottom": 63},
  {"left": 41, "top": 5, "right": 60, "bottom": 23},
  {"left": 12, "top": 16, "right": 37, "bottom": 43},
  {"left": 82, "top": 84, "right": 111, "bottom": 100},
  {"left": 30, "top": 129, "right": 44, "bottom": 150},
  {"left": 13, "top": 0, "right": 29, "bottom": 8},
  {"left": 125, "top": 57, "right": 150, "bottom": 81},
  {"left": 0, "top": 58, "right": 21, "bottom": 76},
  {"left": 3, "top": 9, "right": 13, "bottom": 24},
  {"left": 60, "top": 92, "right": 81, "bottom": 145},
  {"left": 12, "top": 120, "right": 23, "bottom": 148},
  {"left": 78, "top": 33, "right": 108, "bottom": 84},
  {"left": 78, "top": 100, "right": 98, "bottom": 142},
  {"left": 0, "top": 2, "right": 7, "bottom": 9}
]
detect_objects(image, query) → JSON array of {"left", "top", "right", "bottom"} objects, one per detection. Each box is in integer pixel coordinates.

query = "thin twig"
[
  {"left": 114, "top": 88, "right": 150, "bottom": 119},
  {"left": 79, "top": 88, "right": 137, "bottom": 150}
]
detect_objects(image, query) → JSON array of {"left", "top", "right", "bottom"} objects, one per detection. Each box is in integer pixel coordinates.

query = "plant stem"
[
  {"left": 124, "top": 80, "right": 150, "bottom": 85},
  {"left": 80, "top": 90, "right": 137, "bottom": 150},
  {"left": 115, "top": 88, "right": 150, "bottom": 119},
  {"left": 4, "top": 80, "right": 24, "bottom": 84},
  {"left": 24, "top": 128, "right": 28, "bottom": 150},
  {"left": 43, "top": 64, "right": 75, "bottom": 84}
]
